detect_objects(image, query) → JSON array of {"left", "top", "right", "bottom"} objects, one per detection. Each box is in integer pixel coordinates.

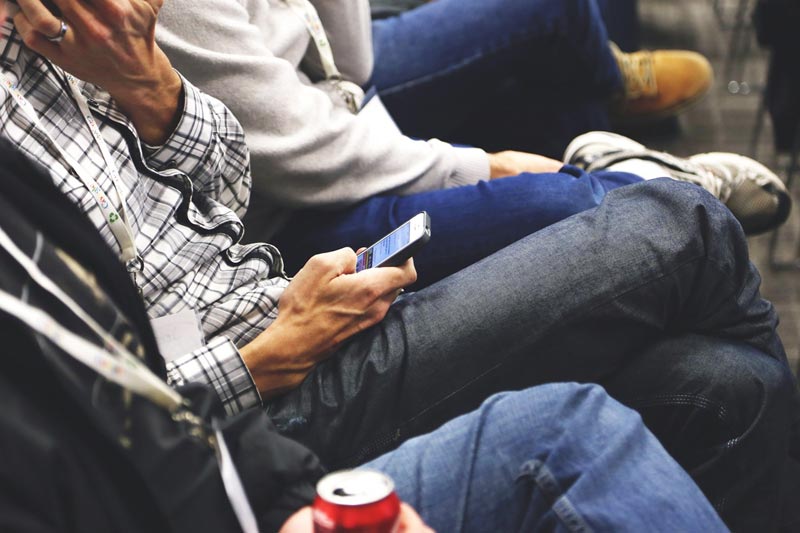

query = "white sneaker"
[
  {"left": 690, "top": 153, "right": 792, "bottom": 235},
  {"left": 564, "top": 132, "right": 792, "bottom": 234}
]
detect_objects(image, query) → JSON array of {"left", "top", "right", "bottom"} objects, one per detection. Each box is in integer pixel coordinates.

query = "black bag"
[{"left": 0, "top": 139, "right": 324, "bottom": 532}]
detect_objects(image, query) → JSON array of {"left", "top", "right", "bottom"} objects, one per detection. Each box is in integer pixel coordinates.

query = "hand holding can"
[{"left": 313, "top": 470, "right": 401, "bottom": 533}]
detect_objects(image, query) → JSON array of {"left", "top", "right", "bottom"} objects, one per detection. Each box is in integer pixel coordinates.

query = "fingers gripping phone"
[{"left": 355, "top": 212, "right": 431, "bottom": 272}]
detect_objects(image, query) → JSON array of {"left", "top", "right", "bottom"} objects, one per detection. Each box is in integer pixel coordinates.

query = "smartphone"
[
  {"left": 43, "top": 0, "right": 60, "bottom": 15},
  {"left": 355, "top": 212, "right": 431, "bottom": 272},
  {"left": 6, "top": 0, "right": 61, "bottom": 16}
]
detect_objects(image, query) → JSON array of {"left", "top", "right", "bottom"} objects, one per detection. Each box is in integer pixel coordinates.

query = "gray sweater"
[{"left": 156, "top": 0, "right": 489, "bottom": 239}]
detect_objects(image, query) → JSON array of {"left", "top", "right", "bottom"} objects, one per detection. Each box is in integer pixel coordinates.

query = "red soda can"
[{"left": 313, "top": 469, "right": 401, "bottom": 533}]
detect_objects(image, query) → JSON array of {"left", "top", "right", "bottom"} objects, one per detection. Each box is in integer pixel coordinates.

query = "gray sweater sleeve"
[{"left": 155, "top": 0, "right": 489, "bottom": 211}]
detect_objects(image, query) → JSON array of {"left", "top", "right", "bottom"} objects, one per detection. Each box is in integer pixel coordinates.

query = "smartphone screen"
[
  {"left": 356, "top": 222, "right": 412, "bottom": 271},
  {"left": 356, "top": 213, "right": 430, "bottom": 272}
]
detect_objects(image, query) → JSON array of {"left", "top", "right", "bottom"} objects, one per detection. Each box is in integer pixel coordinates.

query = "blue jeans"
[
  {"left": 370, "top": 0, "right": 623, "bottom": 157},
  {"left": 365, "top": 384, "right": 727, "bottom": 532},
  {"left": 273, "top": 166, "right": 642, "bottom": 288},
  {"left": 594, "top": 0, "right": 641, "bottom": 52},
  {"left": 267, "top": 180, "right": 799, "bottom": 531}
]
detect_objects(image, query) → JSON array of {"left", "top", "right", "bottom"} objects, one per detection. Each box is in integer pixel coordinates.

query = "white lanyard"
[
  {"left": 213, "top": 421, "right": 260, "bottom": 533},
  {"left": 0, "top": 225, "right": 259, "bottom": 533},
  {"left": 283, "top": 0, "right": 364, "bottom": 112},
  {"left": 0, "top": 289, "right": 258, "bottom": 533},
  {"left": 0, "top": 288, "right": 183, "bottom": 410},
  {"left": 0, "top": 69, "right": 143, "bottom": 279},
  {"left": 0, "top": 224, "right": 181, "bottom": 411}
]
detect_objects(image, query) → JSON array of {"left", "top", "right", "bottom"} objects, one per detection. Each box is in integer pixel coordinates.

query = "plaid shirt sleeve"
[
  {"left": 144, "top": 73, "right": 252, "bottom": 218},
  {"left": 166, "top": 336, "right": 262, "bottom": 416}
]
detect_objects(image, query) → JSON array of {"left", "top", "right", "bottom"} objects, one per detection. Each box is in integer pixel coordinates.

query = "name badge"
[
  {"left": 358, "top": 90, "right": 401, "bottom": 136},
  {"left": 150, "top": 309, "right": 205, "bottom": 362}
]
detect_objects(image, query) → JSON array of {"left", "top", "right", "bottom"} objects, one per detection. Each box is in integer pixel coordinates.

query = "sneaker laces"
[
  {"left": 692, "top": 162, "right": 741, "bottom": 202},
  {"left": 584, "top": 148, "right": 734, "bottom": 200},
  {"left": 611, "top": 43, "right": 658, "bottom": 99}
]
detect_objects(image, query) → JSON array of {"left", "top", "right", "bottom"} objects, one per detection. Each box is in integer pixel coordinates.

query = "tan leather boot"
[{"left": 610, "top": 43, "right": 713, "bottom": 122}]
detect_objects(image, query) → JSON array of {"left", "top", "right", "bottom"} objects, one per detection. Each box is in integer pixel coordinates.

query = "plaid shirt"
[{"left": 0, "top": 22, "right": 290, "bottom": 415}]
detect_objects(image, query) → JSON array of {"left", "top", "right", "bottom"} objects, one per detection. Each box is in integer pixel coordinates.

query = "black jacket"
[{"left": 0, "top": 139, "right": 324, "bottom": 532}]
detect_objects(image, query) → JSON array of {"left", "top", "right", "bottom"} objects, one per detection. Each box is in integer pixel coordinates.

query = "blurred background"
[
  {"left": 370, "top": 0, "right": 800, "bottom": 373},
  {"left": 628, "top": 0, "right": 800, "bottom": 375}
]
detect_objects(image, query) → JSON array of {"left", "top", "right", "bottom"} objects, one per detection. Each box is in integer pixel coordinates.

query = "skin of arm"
[
  {"left": 8, "top": 0, "right": 182, "bottom": 145},
  {"left": 488, "top": 151, "right": 564, "bottom": 179}
]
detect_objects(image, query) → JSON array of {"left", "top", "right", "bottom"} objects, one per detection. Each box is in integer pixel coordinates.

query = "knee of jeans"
[
  {"left": 625, "top": 179, "right": 744, "bottom": 241},
  {"left": 493, "top": 383, "right": 638, "bottom": 434}
]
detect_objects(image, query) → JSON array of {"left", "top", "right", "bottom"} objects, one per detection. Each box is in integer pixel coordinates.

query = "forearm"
[{"left": 239, "top": 327, "right": 316, "bottom": 400}]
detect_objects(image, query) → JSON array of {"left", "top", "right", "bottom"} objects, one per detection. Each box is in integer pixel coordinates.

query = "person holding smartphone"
[{"left": 0, "top": 1, "right": 797, "bottom": 531}]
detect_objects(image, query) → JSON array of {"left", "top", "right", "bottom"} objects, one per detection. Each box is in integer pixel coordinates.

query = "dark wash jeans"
[
  {"left": 266, "top": 180, "right": 799, "bottom": 531},
  {"left": 273, "top": 166, "right": 642, "bottom": 288},
  {"left": 369, "top": 0, "right": 623, "bottom": 157}
]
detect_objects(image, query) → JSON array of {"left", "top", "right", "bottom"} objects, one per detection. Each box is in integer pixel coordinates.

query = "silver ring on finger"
[{"left": 45, "top": 20, "right": 68, "bottom": 43}]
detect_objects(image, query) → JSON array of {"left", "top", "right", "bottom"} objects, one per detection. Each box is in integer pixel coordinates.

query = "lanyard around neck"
[
  {"left": 0, "top": 222, "right": 180, "bottom": 411},
  {"left": 0, "top": 221, "right": 259, "bottom": 533},
  {"left": 283, "top": 0, "right": 364, "bottom": 112},
  {"left": 1, "top": 68, "right": 142, "bottom": 274}
]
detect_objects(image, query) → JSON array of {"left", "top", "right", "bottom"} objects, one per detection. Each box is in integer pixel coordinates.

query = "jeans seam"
[
  {"left": 632, "top": 393, "right": 730, "bottom": 423},
  {"left": 519, "top": 460, "right": 593, "bottom": 533},
  {"left": 634, "top": 384, "right": 771, "bottom": 515}
]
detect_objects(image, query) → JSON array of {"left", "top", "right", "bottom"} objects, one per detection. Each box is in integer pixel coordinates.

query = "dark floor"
[{"left": 633, "top": 0, "right": 800, "bottom": 374}]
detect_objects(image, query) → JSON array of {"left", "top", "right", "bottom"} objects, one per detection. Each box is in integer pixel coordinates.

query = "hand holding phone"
[
  {"left": 242, "top": 247, "right": 417, "bottom": 397},
  {"left": 356, "top": 212, "right": 431, "bottom": 272}
]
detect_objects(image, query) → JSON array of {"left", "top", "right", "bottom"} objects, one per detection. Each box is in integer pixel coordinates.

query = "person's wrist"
[
  {"left": 240, "top": 321, "right": 316, "bottom": 399},
  {"left": 106, "top": 50, "right": 184, "bottom": 145},
  {"left": 487, "top": 152, "right": 511, "bottom": 179}
]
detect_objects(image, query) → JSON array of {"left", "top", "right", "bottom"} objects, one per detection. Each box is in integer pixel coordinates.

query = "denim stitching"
[
  {"left": 633, "top": 381, "right": 769, "bottom": 451},
  {"left": 519, "top": 460, "right": 593, "bottom": 533},
  {"left": 633, "top": 393, "right": 729, "bottom": 421}
]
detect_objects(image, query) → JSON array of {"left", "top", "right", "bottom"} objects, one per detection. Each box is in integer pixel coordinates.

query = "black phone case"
[{"left": 377, "top": 211, "right": 431, "bottom": 267}]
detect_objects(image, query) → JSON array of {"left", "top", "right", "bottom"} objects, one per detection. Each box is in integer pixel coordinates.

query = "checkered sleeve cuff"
[
  {"left": 166, "top": 336, "right": 262, "bottom": 416},
  {"left": 144, "top": 72, "right": 217, "bottom": 176}
]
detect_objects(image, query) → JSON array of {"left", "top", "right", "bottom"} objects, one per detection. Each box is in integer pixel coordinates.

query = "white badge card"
[
  {"left": 150, "top": 309, "right": 205, "bottom": 362},
  {"left": 358, "top": 90, "right": 401, "bottom": 137}
]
